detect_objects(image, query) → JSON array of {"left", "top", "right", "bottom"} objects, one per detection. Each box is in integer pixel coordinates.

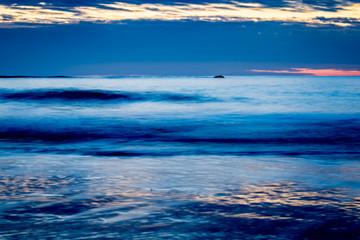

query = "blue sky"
[{"left": 1, "top": 0, "right": 360, "bottom": 76}]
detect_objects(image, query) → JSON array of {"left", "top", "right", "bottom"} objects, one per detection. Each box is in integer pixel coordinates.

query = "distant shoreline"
[{"left": 0, "top": 75, "right": 73, "bottom": 78}]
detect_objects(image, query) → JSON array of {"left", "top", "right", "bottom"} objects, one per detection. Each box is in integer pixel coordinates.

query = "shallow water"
[{"left": 0, "top": 76, "right": 360, "bottom": 239}]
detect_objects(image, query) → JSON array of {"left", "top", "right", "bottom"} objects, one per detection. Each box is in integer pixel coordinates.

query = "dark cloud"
[
  {"left": 1, "top": 0, "right": 359, "bottom": 9},
  {"left": 300, "top": 0, "right": 357, "bottom": 11}
]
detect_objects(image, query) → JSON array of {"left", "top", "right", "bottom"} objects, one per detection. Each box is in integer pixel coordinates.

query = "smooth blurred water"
[{"left": 0, "top": 76, "right": 360, "bottom": 239}]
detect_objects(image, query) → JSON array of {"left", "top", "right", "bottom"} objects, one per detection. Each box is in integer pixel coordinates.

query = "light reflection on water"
[{"left": 1, "top": 154, "right": 360, "bottom": 239}]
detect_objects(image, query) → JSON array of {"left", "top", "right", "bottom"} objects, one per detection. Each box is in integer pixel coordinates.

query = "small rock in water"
[{"left": 213, "top": 75, "right": 225, "bottom": 78}]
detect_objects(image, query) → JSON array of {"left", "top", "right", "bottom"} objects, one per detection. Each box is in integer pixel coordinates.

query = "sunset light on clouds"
[
  {"left": 251, "top": 68, "right": 360, "bottom": 76},
  {"left": 1, "top": 1, "right": 360, "bottom": 27}
]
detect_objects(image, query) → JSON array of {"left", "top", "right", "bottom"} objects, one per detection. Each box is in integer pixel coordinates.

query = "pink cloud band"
[{"left": 251, "top": 68, "right": 360, "bottom": 76}]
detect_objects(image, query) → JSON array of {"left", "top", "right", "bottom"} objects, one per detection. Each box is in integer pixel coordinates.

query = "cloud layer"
[
  {"left": 252, "top": 68, "right": 360, "bottom": 76},
  {"left": 1, "top": 1, "right": 360, "bottom": 27}
]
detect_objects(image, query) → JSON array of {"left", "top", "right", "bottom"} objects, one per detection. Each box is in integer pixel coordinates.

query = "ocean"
[{"left": 0, "top": 76, "right": 359, "bottom": 239}]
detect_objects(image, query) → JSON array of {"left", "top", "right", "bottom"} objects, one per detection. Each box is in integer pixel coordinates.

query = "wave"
[
  {"left": 1, "top": 114, "right": 359, "bottom": 157},
  {"left": 1, "top": 116, "right": 359, "bottom": 144},
  {"left": 1, "top": 124, "right": 357, "bottom": 143},
  {"left": 83, "top": 149, "right": 360, "bottom": 157},
  {"left": 0, "top": 89, "right": 215, "bottom": 103}
]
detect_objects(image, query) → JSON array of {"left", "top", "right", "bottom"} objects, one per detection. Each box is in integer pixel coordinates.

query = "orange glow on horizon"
[{"left": 251, "top": 68, "right": 360, "bottom": 76}]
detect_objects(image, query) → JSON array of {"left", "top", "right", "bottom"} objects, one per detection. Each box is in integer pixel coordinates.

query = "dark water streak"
[{"left": 0, "top": 89, "right": 216, "bottom": 103}]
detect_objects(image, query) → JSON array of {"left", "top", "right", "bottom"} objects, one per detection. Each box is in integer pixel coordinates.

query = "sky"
[{"left": 1, "top": 0, "right": 360, "bottom": 76}]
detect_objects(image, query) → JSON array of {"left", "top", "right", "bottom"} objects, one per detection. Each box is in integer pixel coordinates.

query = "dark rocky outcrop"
[{"left": 213, "top": 75, "right": 225, "bottom": 78}]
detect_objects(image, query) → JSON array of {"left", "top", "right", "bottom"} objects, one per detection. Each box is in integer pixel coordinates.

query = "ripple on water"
[{"left": 1, "top": 175, "right": 360, "bottom": 239}]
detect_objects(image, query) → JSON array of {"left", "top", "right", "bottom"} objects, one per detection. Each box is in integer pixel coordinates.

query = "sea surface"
[{"left": 0, "top": 76, "right": 359, "bottom": 239}]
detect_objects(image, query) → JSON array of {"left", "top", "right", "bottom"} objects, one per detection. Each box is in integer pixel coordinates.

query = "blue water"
[{"left": 0, "top": 76, "right": 360, "bottom": 239}]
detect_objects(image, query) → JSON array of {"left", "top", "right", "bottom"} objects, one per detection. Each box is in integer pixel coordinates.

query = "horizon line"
[{"left": 1, "top": 74, "right": 360, "bottom": 78}]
